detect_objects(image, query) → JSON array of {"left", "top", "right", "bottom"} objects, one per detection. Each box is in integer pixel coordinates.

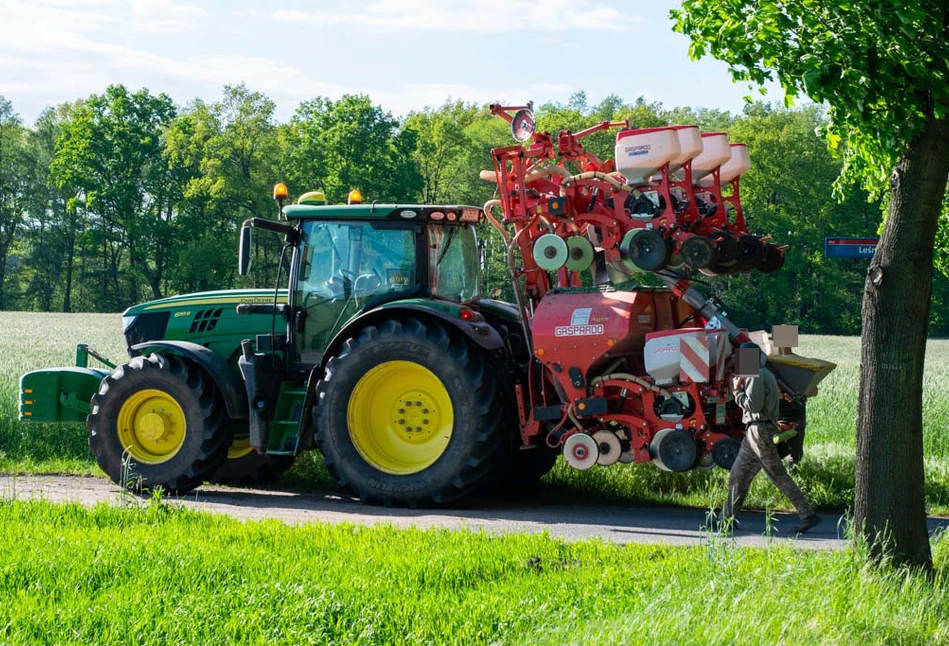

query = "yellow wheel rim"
[
  {"left": 347, "top": 360, "right": 454, "bottom": 475},
  {"left": 227, "top": 437, "right": 255, "bottom": 460},
  {"left": 116, "top": 389, "right": 187, "bottom": 464}
]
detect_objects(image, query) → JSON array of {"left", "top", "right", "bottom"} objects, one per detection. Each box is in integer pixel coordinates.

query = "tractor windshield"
[{"left": 428, "top": 224, "right": 480, "bottom": 302}]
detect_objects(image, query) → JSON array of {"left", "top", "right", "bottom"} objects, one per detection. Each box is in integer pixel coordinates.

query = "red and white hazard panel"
[{"left": 679, "top": 334, "right": 710, "bottom": 383}]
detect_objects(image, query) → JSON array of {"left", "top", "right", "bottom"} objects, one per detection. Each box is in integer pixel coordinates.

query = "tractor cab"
[
  {"left": 233, "top": 190, "right": 496, "bottom": 463},
  {"left": 281, "top": 201, "right": 483, "bottom": 365}
]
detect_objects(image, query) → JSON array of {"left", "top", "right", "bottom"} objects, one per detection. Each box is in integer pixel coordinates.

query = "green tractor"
[{"left": 20, "top": 188, "right": 540, "bottom": 504}]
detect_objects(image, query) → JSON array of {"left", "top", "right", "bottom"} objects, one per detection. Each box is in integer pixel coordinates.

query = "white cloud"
[
  {"left": 129, "top": 0, "right": 207, "bottom": 33},
  {"left": 0, "top": 0, "right": 206, "bottom": 41},
  {"left": 0, "top": 0, "right": 627, "bottom": 123},
  {"left": 273, "top": 0, "right": 643, "bottom": 32}
]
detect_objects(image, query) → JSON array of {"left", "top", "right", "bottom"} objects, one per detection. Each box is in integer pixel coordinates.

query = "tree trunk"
[
  {"left": 63, "top": 233, "right": 75, "bottom": 313},
  {"left": 0, "top": 249, "right": 6, "bottom": 310},
  {"left": 149, "top": 273, "right": 162, "bottom": 301},
  {"left": 855, "top": 115, "right": 949, "bottom": 571}
]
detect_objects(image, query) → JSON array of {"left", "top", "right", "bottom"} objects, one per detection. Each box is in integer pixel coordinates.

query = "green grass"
[
  {"left": 0, "top": 498, "right": 946, "bottom": 645},
  {"left": 3, "top": 312, "right": 949, "bottom": 514}
]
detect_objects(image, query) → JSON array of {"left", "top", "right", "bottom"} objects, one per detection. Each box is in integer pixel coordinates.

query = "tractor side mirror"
[{"left": 239, "top": 225, "right": 252, "bottom": 276}]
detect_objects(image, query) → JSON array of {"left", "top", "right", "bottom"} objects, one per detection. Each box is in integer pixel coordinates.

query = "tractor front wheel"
[
  {"left": 315, "top": 318, "right": 505, "bottom": 506},
  {"left": 88, "top": 354, "right": 230, "bottom": 494}
]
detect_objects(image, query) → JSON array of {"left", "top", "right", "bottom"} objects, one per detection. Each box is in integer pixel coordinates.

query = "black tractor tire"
[
  {"left": 629, "top": 229, "right": 669, "bottom": 271},
  {"left": 681, "top": 235, "right": 717, "bottom": 270},
  {"left": 315, "top": 318, "right": 506, "bottom": 506},
  {"left": 88, "top": 354, "right": 230, "bottom": 495},
  {"left": 758, "top": 243, "right": 786, "bottom": 274},
  {"left": 711, "top": 230, "right": 739, "bottom": 266},
  {"left": 736, "top": 234, "right": 765, "bottom": 269},
  {"left": 211, "top": 445, "right": 295, "bottom": 487}
]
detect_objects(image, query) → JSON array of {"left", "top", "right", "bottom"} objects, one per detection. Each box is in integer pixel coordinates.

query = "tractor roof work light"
[
  {"left": 348, "top": 189, "right": 363, "bottom": 204},
  {"left": 273, "top": 182, "right": 289, "bottom": 205}
]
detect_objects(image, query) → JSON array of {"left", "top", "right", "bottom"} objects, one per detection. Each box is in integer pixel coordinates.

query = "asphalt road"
[{"left": 4, "top": 475, "right": 947, "bottom": 549}]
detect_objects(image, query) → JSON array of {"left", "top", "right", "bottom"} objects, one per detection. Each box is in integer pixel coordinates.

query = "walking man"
[{"left": 722, "top": 342, "right": 821, "bottom": 534}]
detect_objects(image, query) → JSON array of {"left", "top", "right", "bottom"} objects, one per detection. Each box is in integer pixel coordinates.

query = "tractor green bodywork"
[
  {"left": 123, "top": 288, "right": 287, "bottom": 362},
  {"left": 20, "top": 366, "right": 110, "bottom": 423},
  {"left": 19, "top": 290, "right": 282, "bottom": 426},
  {"left": 19, "top": 201, "right": 515, "bottom": 463}
]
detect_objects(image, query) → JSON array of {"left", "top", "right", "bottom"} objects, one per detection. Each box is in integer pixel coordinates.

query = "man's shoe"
[{"left": 792, "top": 514, "right": 821, "bottom": 534}]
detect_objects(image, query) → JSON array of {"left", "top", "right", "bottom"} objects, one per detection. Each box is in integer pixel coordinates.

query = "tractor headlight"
[{"left": 122, "top": 315, "right": 138, "bottom": 332}]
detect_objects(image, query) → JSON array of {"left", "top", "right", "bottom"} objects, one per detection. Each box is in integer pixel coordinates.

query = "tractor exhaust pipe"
[{"left": 238, "top": 339, "right": 269, "bottom": 451}]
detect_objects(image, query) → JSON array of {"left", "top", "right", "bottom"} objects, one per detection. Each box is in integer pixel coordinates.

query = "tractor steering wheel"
[
  {"left": 354, "top": 271, "right": 383, "bottom": 294},
  {"left": 323, "top": 269, "right": 354, "bottom": 301}
]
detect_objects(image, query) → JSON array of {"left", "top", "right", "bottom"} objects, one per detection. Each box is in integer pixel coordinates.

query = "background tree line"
[{"left": 1, "top": 84, "right": 947, "bottom": 334}]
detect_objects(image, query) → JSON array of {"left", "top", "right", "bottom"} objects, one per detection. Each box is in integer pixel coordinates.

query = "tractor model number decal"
[
  {"left": 387, "top": 269, "right": 410, "bottom": 287},
  {"left": 554, "top": 324, "right": 605, "bottom": 337}
]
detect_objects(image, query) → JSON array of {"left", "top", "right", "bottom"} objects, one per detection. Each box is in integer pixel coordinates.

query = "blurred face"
[{"left": 736, "top": 347, "right": 761, "bottom": 378}]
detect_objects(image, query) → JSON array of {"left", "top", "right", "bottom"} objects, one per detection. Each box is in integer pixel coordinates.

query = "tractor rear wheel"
[
  {"left": 88, "top": 354, "right": 230, "bottom": 494},
  {"left": 315, "top": 318, "right": 505, "bottom": 506},
  {"left": 210, "top": 435, "right": 295, "bottom": 486}
]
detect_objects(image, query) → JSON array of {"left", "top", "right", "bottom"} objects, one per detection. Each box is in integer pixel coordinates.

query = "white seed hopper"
[
  {"left": 668, "top": 125, "right": 703, "bottom": 172},
  {"left": 644, "top": 328, "right": 705, "bottom": 385},
  {"left": 691, "top": 132, "right": 731, "bottom": 183},
  {"left": 614, "top": 127, "right": 681, "bottom": 185},
  {"left": 701, "top": 143, "right": 751, "bottom": 187}
]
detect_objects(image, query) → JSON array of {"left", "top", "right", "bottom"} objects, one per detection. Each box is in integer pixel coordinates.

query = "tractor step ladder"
[{"left": 266, "top": 384, "right": 308, "bottom": 455}]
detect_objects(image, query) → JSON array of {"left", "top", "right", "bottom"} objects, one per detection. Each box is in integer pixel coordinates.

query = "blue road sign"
[{"left": 824, "top": 237, "right": 878, "bottom": 259}]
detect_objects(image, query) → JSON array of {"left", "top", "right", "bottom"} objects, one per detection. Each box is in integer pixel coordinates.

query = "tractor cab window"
[
  {"left": 298, "top": 222, "right": 416, "bottom": 300},
  {"left": 428, "top": 224, "right": 480, "bottom": 302},
  {"left": 295, "top": 221, "right": 417, "bottom": 363}
]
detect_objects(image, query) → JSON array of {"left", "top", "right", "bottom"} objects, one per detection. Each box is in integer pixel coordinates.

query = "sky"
[{"left": 0, "top": 0, "right": 782, "bottom": 124}]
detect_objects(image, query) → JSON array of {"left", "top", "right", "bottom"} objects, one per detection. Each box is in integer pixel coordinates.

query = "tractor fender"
[
  {"left": 130, "top": 340, "right": 248, "bottom": 420},
  {"left": 321, "top": 304, "right": 504, "bottom": 369}
]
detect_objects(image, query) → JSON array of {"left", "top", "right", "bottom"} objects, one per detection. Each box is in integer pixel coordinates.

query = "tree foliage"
[
  {"left": 164, "top": 84, "right": 282, "bottom": 292},
  {"left": 673, "top": 1, "right": 949, "bottom": 194},
  {"left": 0, "top": 98, "right": 30, "bottom": 310},
  {"left": 281, "top": 95, "right": 421, "bottom": 205},
  {"left": 6, "top": 81, "right": 949, "bottom": 338},
  {"left": 50, "top": 85, "right": 178, "bottom": 310}
]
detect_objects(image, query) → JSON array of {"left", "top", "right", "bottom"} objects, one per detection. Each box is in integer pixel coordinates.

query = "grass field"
[
  {"left": 0, "top": 497, "right": 946, "bottom": 645},
  {"left": 3, "top": 311, "right": 949, "bottom": 514}
]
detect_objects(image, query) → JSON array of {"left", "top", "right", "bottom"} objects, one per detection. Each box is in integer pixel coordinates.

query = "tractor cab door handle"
[{"left": 294, "top": 308, "right": 307, "bottom": 332}]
